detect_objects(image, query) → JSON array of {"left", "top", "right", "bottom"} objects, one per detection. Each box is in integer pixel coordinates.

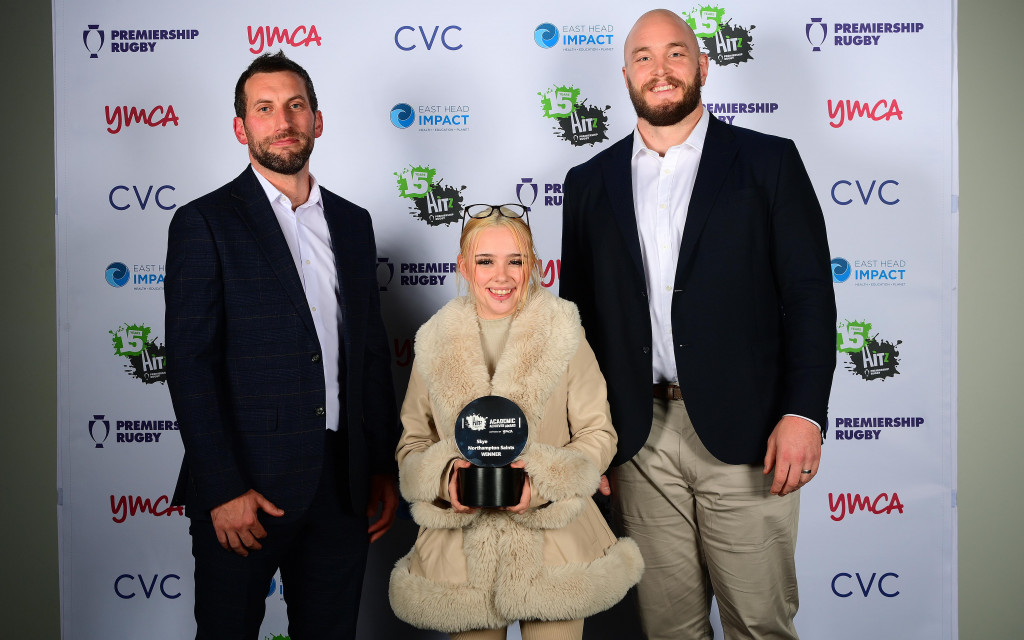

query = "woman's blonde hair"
[{"left": 458, "top": 213, "right": 541, "bottom": 315}]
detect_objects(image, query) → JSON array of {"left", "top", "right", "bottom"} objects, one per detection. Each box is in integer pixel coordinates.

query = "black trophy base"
[{"left": 458, "top": 465, "right": 525, "bottom": 508}]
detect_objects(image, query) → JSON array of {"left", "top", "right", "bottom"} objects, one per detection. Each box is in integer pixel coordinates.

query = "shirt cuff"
[{"left": 783, "top": 414, "right": 825, "bottom": 442}]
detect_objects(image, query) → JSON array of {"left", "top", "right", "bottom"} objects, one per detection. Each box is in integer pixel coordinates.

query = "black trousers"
[{"left": 189, "top": 430, "right": 369, "bottom": 640}]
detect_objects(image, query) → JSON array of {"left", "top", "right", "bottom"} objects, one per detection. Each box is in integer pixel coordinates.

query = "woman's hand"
[
  {"left": 503, "top": 460, "right": 532, "bottom": 515},
  {"left": 448, "top": 459, "right": 478, "bottom": 514}
]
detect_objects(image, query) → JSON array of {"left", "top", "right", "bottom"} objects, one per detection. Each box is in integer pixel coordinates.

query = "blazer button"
[
  {"left": 315, "top": 406, "right": 325, "bottom": 416},
  {"left": 311, "top": 353, "right": 321, "bottom": 363},
  {"left": 642, "top": 346, "right": 650, "bottom": 354}
]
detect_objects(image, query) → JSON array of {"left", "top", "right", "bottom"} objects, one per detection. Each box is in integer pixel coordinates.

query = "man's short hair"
[{"left": 234, "top": 50, "right": 318, "bottom": 118}]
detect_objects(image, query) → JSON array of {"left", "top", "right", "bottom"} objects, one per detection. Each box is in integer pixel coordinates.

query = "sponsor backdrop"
[{"left": 54, "top": 2, "right": 957, "bottom": 638}]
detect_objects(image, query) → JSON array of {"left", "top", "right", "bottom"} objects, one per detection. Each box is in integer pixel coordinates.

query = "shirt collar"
[
  {"left": 631, "top": 107, "right": 711, "bottom": 159},
  {"left": 252, "top": 166, "right": 322, "bottom": 211}
]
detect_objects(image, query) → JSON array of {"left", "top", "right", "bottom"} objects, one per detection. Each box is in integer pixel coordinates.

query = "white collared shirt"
[
  {"left": 253, "top": 169, "right": 342, "bottom": 432},
  {"left": 631, "top": 108, "right": 710, "bottom": 384}
]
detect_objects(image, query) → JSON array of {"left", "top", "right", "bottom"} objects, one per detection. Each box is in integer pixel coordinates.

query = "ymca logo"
[
  {"left": 105, "top": 105, "right": 179, "bottom": 134},
  {"left": 248, "top": 25, "right": 321, "bottom": 54},
  {"left": 828, "top": 99, "right": 903, "bottom": 128}
]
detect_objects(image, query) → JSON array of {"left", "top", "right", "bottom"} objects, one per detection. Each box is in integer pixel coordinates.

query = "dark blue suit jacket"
[
  {"left": 561, "top": 116, "right": 836, "bottom": 467},
  {"left": 166, "top": 166, "right": 398, "bottom": 517}
]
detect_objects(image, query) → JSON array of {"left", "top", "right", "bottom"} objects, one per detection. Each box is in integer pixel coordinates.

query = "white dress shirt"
[
  {"left": 631, "top": 108, "right": 710, "bottom": 384},
  {"left": 253, "top": 169, "right": 342, "bottom": 432}
]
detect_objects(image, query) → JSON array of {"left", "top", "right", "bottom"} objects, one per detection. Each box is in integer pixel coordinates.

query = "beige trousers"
[
  {"left": 612, "top": 398, "right": 800, "bottom": 640},
  {"left": 450, "top": 619, "right": 584, "bottom": 640}
]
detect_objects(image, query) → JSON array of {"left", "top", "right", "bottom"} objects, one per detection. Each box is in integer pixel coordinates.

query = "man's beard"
[
  {"left": 247, "top": 128, "right": 314, "bottom": 175},
  {"left": 628, "top": 65, "right": 702, "bottom": 127}
]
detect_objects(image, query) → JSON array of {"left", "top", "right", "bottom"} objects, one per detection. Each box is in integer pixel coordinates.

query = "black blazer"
[
  {"left": 561, "top": 116, "right": 836, "bottom": 466},
  {"left": 165, "top": 166, "right": 398, "bottom": 516}
]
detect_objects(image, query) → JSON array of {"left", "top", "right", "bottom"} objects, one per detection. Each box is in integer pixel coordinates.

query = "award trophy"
[{"left": 454, "top": 395, "right": 529, "bottom": 508}]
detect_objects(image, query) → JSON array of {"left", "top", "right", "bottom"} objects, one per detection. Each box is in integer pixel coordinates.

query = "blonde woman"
[{"left": 389, "top": 204, "right": 643, "bottom": 640}]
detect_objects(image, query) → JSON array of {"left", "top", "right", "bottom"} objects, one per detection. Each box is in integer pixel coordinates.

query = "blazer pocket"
[{"left": 236, "top": 406, "right": 278, "bottom": 432}]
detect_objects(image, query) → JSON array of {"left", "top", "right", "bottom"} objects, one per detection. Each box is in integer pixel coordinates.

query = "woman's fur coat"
[{"left": 389, "top": 290, "right": 643, "bottom": 632}]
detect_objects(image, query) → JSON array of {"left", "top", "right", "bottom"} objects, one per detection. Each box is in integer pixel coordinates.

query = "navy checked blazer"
[{"left": 165, "top": 166, "right": 398, "bottom": 517}]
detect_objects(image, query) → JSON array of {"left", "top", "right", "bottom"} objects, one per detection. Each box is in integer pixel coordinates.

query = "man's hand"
[
  {"left": 447, "top": 459, "right": 478, "bottom": 514},
  {"left": 210, "top": 489, "right": 284, "bottom": 557},
  {"left": 367, "top": 474, "right": 399, "bottom": 543},
  {"left": 503, "top": 460, "right": 532, "bottom": 515},
  {"left": 763, "top": 416, "right": 822, "bottom": 496}
]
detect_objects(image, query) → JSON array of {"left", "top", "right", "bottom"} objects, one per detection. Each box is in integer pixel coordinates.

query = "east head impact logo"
[
  {"left": 683, "top": 5, "right": 754, "bottom": 66},
  {"left": 538, "top": 85, "right": 610, "bottom": 147},
  {"left": 836, "top": 319, "right": 902, "bottom": 381},
  {"left": 394, "top": 165, "right": 466, "bottom": 227}
]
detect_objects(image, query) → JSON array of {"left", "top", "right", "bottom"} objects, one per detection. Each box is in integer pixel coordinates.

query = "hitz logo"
[
  {"left": 538, "top": 85, "right": 610, "bottom": 147},
  {"left": 394, "top": 165, "right": 466, "bottom": 227},
  {"left": 464, "top": 413, "right": 487, "bottom": 431},
  {"left": 683, "top": 5, "right": 754, "bottom": 66},
  {"left": 110, "top": 323, "right": 167, "bottom": 384},
  {"left": 836, "top": 319, "right": 902, "bottom": 381}
]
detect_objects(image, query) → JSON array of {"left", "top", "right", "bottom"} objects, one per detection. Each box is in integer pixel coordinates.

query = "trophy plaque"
[{"left": 454, "top": 395, "right": 528, "bottom": 508}]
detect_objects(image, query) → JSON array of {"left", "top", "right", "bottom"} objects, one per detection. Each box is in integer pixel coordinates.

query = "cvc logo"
[{"left": 394, "top": 25, "right": 462, "bottom": 51}]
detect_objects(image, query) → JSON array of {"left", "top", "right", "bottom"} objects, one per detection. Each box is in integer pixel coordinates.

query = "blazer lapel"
[
  {"left": 675, "top": 116, "right": 738, "bottom": 287},
  {"left": 322, "top": 192, "right": 355, "bottom": 364},
  {"left": 601, "top": 134, "right": 645, "bottom": 280},
  {"left": 230, "top": 167, "right": 318, "bottom": 338}
]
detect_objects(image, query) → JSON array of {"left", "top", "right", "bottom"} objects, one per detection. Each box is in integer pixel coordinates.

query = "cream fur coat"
[{"left": 389, "top": 290, "right": 643, "bottom": 632}]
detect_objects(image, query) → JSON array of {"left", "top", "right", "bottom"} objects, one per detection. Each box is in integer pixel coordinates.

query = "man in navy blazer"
[
  {"left": 166, "top": 52, "right": 399, "bottom": 639},
  {"left": 560, "top": 11, "right": 835, "bottom": 639}
]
